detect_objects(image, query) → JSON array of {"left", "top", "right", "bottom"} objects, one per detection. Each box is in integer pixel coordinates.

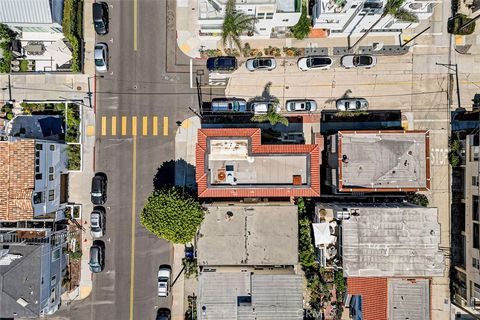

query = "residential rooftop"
[
  {"left": 197, "top": 272, "right": 303, "bottom": 320},
  {"left": 335, "top": 130, "right": 430, "bottom": 192},
  {"left": 197, "top": 203, "right": 298, "bottom": 266},
  {"left": 340, "top": 205, "right": 444, "bottom": 277},
  {"left": 196, "top": 128, "right": 320, "bottom": 198},
  {"left": 347, "top": 277, "right": 431, "bottom": 320}
]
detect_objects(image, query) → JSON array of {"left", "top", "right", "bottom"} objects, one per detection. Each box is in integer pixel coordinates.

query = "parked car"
[
  {"left": 94, "top": 43, "right": 108, "bottom": 73},
  {"left": 207, "top": 56, "right": 237, "bottom": 72},
  {"left": 297, "top": 56, "right": 333, "bottom": 71},
  {"left": 251, "top": 101, "right": 281, "bottom": 114},
  {"left": 90, "top": 207, "right": 106, "bottom": 238},
  {"left": 336, "top": 98, "right": 369, "bottom": 111},
  {"left": 91, "top": 173, "right": 107, "bottom": 205},
  {"left": 341, "top": 54, "right": 377, "bottom": 69},
  {"left": 158, "top": 265, "right": 171, "bottom": 297},
  {"left": 92, "top": 2, "right": 109, "bottom": 35},
  {"left": 89, "top": 240, "right": 105, "bottom": 273},
  {"left": 156, "top": 308, "right": 171, "bottom": 320},
  {"left": 286, "top": 99, "right": 317, "bottom": 112},
  {"left": 245, "top": 57, "right": 276, "bottom": 71},
  {"left": 210, "top": 98, "right": 251, "bottom": 113}
]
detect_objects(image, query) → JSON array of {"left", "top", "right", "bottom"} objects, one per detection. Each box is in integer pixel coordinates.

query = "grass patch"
[
  {"left": 67, "top": 144, "right": 81, "bottom": 170},
  {"left": 65, "top": 103, "right": 80, "bottom": 143},
  {"left": 19, "top": 60, "right": 29, "bottom": 72}
]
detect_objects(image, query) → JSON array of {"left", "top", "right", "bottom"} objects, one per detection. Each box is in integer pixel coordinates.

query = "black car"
[
  {"left": 206, "top": 56, "right": 237, "bottom": 71},
  {"left": 93, "top": 2, "right": 109, "bottom": 35},
  {"left": 89, "top": 240, "right": 105, "bottom": 273},
  {"left": 156, "top": 308, "right": 171, "bottom": 320},
  {"left": 91, "top": 173, "right": 107, "bottom": 205}
]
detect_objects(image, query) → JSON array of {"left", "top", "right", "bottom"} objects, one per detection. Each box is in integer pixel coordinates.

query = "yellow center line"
[
  {"left": 111, "top": 116, "right": 117, "bottom": 136},
  {"left": 133, "top": 0, "right": 138, "bottom": 51},
  {"left": 132, "top": 116, "right": 137, "bottom": 136},
  {"left": 163, "top": 117, "right": 168, "bottom": 136},
  {"left": 101, "top": 116, "right": 107, "bottom": 136},
  {"left": 122, "top": 116, "right": 127, "bottom": 136},
  {"left": 142, "top": 116, "right": 148, "bottom": 136},
  {"left": 129, "top": 137, "right": 137, "bottom": 320},
  {"left": 152, "top": 116, "right": 158, "bottom": 136}
]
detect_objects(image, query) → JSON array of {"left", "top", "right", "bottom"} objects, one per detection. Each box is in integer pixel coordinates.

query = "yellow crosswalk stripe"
[
  {"left": 122, "top": 116, "right": 127, "bottom": 136},
  {"left": 132, "top": 116, "right": 137, "bottom": 136},
  {"left": 152, "top": 116, "right": 158, "bottom": 136},
  {"left": 142, "top": 116, "right": 148, "bottom": 136},
  {"left": 111, "top": 116, "right": 117, "bottom": 136},
  {"left": 101, "top": 116, "right": 107, "bottom": 136},
  {"left": 163, "top": 117, "right": 168, "bottom": 136}
]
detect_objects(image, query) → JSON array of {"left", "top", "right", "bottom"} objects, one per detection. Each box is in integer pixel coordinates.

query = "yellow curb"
[
  {"left": 455, "top": 35, "right": 464, "bottom": 45},
  {"left": 86, "top": 125, "right": 95, "bottom": 136},
  {"left": 78, "top": 286, "right": 92, "bottom": 299},
  {"left": 181, "top": 119, "right": 191, "bottom": 129},
  {"left": 179, "top": 43, "right": 191, "bottom": 54}
]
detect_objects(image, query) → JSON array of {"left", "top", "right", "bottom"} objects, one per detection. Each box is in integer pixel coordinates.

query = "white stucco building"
[
  {"left": 312, "top": 0, "right": 437, "bottom": 37},
  {"left": 197, "top": 0, "right": 302, "bottom": 39}
]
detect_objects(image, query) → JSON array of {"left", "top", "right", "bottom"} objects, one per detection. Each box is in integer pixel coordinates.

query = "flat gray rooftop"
[
  {"left": 197, "top": 272, "right": 303, "bottom": 320},
  {"left": 197, "top": 204, "right": 298, "bottom": 266},
  {"left": 208, "top": 139, "right": 307, "bottom": 186},
  {"left": 388, "top": 278, "right": 430, "bottom": 320},
  {"left": 341, "top": 206, "right": 444, "bottom": 277},
  {"left": 339, "top": 131, "right": 428, "bottom": 190}
]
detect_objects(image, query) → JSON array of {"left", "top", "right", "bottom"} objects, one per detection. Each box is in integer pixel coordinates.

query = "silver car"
[
  {"left": 90, "top": 207, "right": 105, "bottom": 238},
  {"left": 341, "top": 54, "right": 377, "bottom": 69},
  {"left": 94, "top": 43, "right": 108, "bottom": 72},
  {"left": 245, "top": 57, "right": 276, "bottom": 71},
  {"left": 297, "top": 56, "right": 332, "bottom": 71},
  {"left": 286, "top": 100, "right": 317, "bottom": 112},
  {"left": 158, "top": 265, "right": 171, "bottom": 297},
  {"left": 251, "top": 101, "right": 281, "bottom": 114},
  {"left": 336, "top": 98, "right": 369, "bottom": 111}
]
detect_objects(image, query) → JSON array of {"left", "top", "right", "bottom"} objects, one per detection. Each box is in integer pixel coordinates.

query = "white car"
[
  {"left": 286, "top": 100, "right": 317, "bottom": 112},
  {"left": 94, "top": 43, "right": 108, "bottom": 72},
  {"left": 251, "top": 101, "right": 281, "bottom": 114},
  {"left": 336, "top": 98, "right": 369, "bottom": 111},
  {"left": 90, "top": 207, "right": 105, "bottom": 238},
  {"left": 297, "top": 56, "right": 333, "bottom": 71},
  {"left": 158, "top": 265, "right": 171, "bottom": 297},
  {"left": 245, "top": 57, "right": 276, "bottom": 71},
  {"left": 341, "top": 54, "right": 377, "bottom": 69}
]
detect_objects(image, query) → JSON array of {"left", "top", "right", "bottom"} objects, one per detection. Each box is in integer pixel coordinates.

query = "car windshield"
[
  {"left": 354, "top": 56, "right": 371, "bottom": 66},
  {"left": 95, "top": 59, "right": 104, "bottom": 67},
  {"left": 92, "top": 191, "right": 102, "bottom": 197},
  {"left": 308, "top": 58, "right": 329, "bottom": 68},
  {"left": 254, "top": 59, "right": 271, "bottom": 68},
  {"left": 218, "top": 58, "right": 234, "bottom": 67}
]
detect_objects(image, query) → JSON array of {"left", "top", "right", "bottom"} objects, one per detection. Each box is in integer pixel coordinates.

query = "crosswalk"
[{"left": 89, "top": 115, "right": 170, "bottom": 137}]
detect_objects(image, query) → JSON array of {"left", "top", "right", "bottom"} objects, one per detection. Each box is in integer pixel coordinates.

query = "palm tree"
[
  {"left": 349, "top": 0, "right": 419, "bottom": 50},
  {"left": 222, "top": 0, "right": 257, "bottom": 49},
  {"left": 251, "top": 107, "right": 289, "bottom": 126}
]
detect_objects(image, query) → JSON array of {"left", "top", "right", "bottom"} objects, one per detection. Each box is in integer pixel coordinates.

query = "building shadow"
[{"left": 153, "top": 159, "right": 197, "bottom": 192}]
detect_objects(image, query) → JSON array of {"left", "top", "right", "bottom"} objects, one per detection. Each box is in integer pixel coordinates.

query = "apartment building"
[
  {"left": 0, "top": 228, "right": 67, "bottom": 317},
  {"left": 0, "top": 138, "right": 68, "bottom": 221},
  {"left": 453, "top": 132, "right": 480, "bottom": 313},
  {"left": 196, "top": 128, "right": 320, "bottom": 198},
  {"left": 312, "top": 0, "right": 437, "bottom": 37},
  {"left": 325, "top": 130, "right": 430, "bottom": 193},
  {"left": 197, "top": 0, "right": 301, "bottom": 38}
]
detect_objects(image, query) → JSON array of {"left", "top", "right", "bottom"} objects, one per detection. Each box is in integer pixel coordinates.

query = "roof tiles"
[{"left": 347, "top": 277, "right": 388, "bottom": 320}]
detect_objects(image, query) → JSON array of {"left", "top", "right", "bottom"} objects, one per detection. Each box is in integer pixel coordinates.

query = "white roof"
[
  {"left": 312, "top": 222, "right": 335, "bottom": 245},
  {"left": 0, "top": 0, "right": 53, "bottom": 24}
]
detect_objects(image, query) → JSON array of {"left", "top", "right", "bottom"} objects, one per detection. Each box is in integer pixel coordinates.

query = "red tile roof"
[
  {"left": 347, "top": 277, "right": 388, "bottom": 320},
  {"left": 196, "top": 128, "right": 321, "bottom": 198},
  {"left": 0, "top": 140, "right": 35, "bottom": 221}
]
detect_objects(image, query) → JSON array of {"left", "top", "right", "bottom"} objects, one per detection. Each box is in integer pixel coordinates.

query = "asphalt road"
[{"left": 55, "top": 0, "right": 199, "bottom": 319}]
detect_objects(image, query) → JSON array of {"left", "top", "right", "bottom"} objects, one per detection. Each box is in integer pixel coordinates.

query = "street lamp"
[
  {"left": 1, "top": 74, "right": 13, "bottom": 104},
  {"left": 86, "top": 75, "right": 104, "bottom": 110}
]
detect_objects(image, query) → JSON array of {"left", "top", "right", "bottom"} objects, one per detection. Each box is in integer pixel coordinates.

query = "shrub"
[
  {"left": 69, "top": 250, "right": 82, "bottom": 261},
  {"left": 291, "top": 4, "right": 311, "bottom": 40},
  {"left": 67, "top": 144, "right": 81, "bottom": 170},
  {"left": 182, "top": 258, "right": 198, "bottom": 279},
  {"left": 450, "top": 14, "right": 475, "bottom": 35},
  {"left": 63, "top": 0, "right": 83, "bottom": 72},
  {"left": 66, "top": 103, "right": 80, "bottom": 143},
  {"left": 140, "top": 187, "right": 205, "bottom": 244},
  {"left": 407, "top": 193, "right": 429, "bottom": 207},
  {"left": 242, "top": 42, "right": 252, "bottom": 57}
]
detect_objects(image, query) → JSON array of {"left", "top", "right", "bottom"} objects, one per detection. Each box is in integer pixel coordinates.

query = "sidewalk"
[{"left": 171, "top": 116, "right": 201, "bottom": 320}]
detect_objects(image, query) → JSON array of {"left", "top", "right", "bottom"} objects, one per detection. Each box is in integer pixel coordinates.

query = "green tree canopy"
[
  {"left": 251, "top": 107, "right": 289, "bottom": 126},
  {"left": 222, "top": 0, "right": 256, "bottom": 49},
  {"left": 140, "top": 187, "right": 205, "bottom": 244},
  {"left": 291, "top": 4, "right": 311, "bottom": 40}
]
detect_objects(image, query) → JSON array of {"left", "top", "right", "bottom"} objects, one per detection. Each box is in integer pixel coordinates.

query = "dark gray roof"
[{"left": 0, "top": 244, "right": 44, "bottom": 318}]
